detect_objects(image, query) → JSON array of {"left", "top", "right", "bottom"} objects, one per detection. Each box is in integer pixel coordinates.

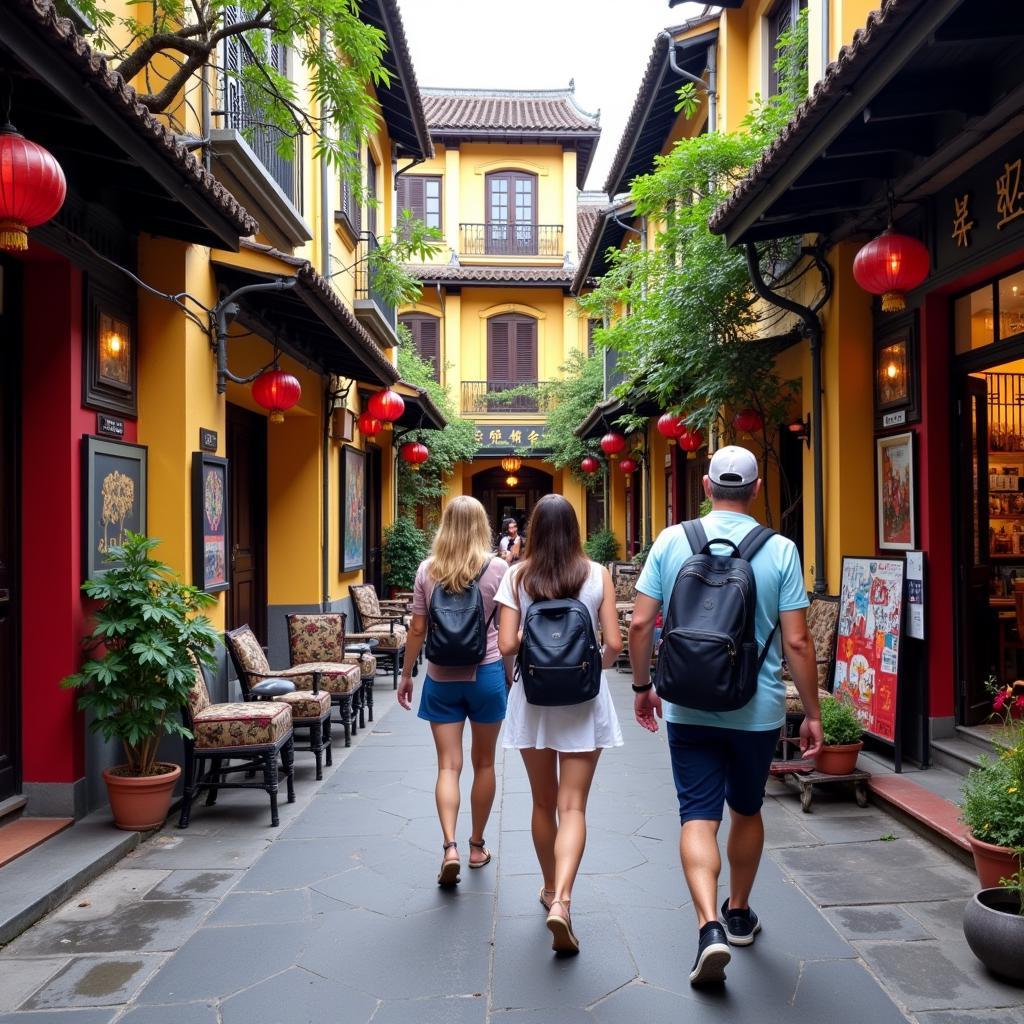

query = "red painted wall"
[{"left": 19, "top": 254, "right": 137, "bottom": 784}]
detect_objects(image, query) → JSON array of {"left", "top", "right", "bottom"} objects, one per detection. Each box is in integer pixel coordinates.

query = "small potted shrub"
[
  {"left": 963, "top": 866, "right": 1024, "bottom": 984},
  {"left": 63, "top": 533, "right": 218, "bottom": 830},
  {"left": 382, "top": 515, "right": 429, "bottom": 593},
  {"left": 584, "top": 528, "right": 620, "bottom": 565},
  {"left": 815, "top": 695, "right": 864, "bottom": 775}
]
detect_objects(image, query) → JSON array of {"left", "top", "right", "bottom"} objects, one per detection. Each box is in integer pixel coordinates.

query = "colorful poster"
[
  {"left": 877, "top": 432, "right": 916, "bottom": 550},
  {"left": 191, "top": 454, "right": 229, "bottom": 593},
  {"left": 342, "top": 446, "right": 365, "bottom": 573},
  {"left": 833, "top": 556, "right": 905, "bottom": 743}
]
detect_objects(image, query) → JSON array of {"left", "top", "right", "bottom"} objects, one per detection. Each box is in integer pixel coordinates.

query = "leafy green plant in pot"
[
  {"left": 382, "top": 515, "right": 429, "bottom": 594},
  {"left": 815, "top": 695, "right": 864, "bottom": 775},
  {"left": 584, "top": 528, "right": 620, "bottom": 565},
  {"left": 62, "top": 533, "right": 218, "bottom": 831}
]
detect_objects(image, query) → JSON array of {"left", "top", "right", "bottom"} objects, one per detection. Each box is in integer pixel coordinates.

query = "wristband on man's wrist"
[{"left": 631, "top": 681, "right": 654, "bottom": 693}]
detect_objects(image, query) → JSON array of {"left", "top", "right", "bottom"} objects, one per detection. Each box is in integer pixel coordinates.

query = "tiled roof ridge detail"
[{"left": 421, "top": 84, "right": 600, "bottom": 132}]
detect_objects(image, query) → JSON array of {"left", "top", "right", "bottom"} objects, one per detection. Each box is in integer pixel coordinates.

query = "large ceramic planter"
[
  {"left": 968, "top": 832, "right": 1023, "bottom": 889},
  {"left": 103, "top": 763, "right": 181, "bottom": 831},
  {"left": 815, "top": 741, "right": 863, "bottom": 776},
  {"left": 963, "top": 888, "right": 1024, "bottom": 984}
]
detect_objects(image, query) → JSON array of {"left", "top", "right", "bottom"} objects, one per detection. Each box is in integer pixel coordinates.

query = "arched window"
[
  {"left": 487, "top": 313, "right": 537, "bottom": 411},
  {"left": 485, "top": 170, "right": 538, "bottom": 255},
  {"left": 398, "top": 313, "right": 441, "bottom": 381}
]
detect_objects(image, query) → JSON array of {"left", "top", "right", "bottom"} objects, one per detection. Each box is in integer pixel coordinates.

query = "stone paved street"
[{"left": 0, "top": 675, "right": 1021, "bottom": 1023}]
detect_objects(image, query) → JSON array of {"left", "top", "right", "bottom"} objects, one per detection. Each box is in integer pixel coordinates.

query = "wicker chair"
[
  {"left": 178, "top": 661, "right": 295, "bottom": 828},
  {"left": 224, "top": 625, "right": 355, "bottom": 769},
  {"left": 286, "top": 612, "right": 378, "bottom": 723},
  {"left": 348, "top": 584, "right": 408, "bottom": 689}
]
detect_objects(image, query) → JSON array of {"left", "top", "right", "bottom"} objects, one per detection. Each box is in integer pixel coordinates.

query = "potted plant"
[
  {"left": 63, "top": 532, "right": 218, "bottom": 831},
  {"left": 963, "top": 867, "right": 1024, "bottom": 983},
  {"left": 584, "top": 528, "right": 620, "bottom": 565},
  {"left": 382, "top": 515, "right": 429, "bottom": 594},
  {"left": 815, "top": 695, "right": 864, "bottom": 775}
]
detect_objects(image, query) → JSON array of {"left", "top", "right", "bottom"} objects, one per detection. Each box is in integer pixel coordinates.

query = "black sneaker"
[
  {"left": 689, "top": 922, "right": 731, "bottom": 985},
  {"left": 720, "top": 899, "right": 762, "bottom": 946}
]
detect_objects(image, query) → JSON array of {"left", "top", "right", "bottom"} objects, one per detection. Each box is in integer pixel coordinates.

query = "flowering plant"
[{"left": 992, "top": 678, "right": 1024, "bottom": 720}]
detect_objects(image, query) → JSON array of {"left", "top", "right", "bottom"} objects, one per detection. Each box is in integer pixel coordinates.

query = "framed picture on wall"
[
  {"left": 341, "top": 445, "right": 366, "bottom": 573},
  {"left": 874, "top": 311, "right": 920, "bottom": 429},
  {"left": 82, "top": 436, "right": 147, "bottom": 578},
  {"left": 83, "top": 276, "right": 137, "bottom": 417},
  {"left": 191, "top": 453, "right": 230, "bottom": 593},
  {"left": 876, "top": 431, "right": 916, "bottom": 551}
]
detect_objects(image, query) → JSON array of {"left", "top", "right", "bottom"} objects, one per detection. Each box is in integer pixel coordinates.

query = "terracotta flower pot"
[
  {"left": 814, "top": 740, "right": 863, "bottom": 776},
  {"left": 103, "top": 763, "right": 181, "bottom": 831},
  {"left": 963, "top": 888, "right": 1024, "bottom": 984},
  {"left": 968, "top": 832, "right": 1024, "bottom": 890}
]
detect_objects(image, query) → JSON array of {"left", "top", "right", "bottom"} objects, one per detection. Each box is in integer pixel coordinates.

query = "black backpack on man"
[
  {"left": 424, "top": 562, "right": 493, "bottom": 668},
  {"left": 517, "top": 597, "right": 602, "bottom": 706},
  {"left": 654, "top": 519, "right": 777, "bottom": 712}
]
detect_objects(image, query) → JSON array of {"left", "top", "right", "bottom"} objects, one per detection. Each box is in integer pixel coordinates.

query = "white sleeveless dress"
[{"left": 496, "top": 561, "right": 624, "bottom": 752}]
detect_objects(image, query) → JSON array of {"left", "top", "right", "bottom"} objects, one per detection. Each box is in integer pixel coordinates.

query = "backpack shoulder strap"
[
  {"left": 737, "top": 525, "right": 776, "bottom": 563},
  {"left": 682, "top": 519, "right": 709, "bottom": 556}
]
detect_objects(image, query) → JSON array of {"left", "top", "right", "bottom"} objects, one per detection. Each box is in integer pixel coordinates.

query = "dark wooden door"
[
  {"left": 365, "top": 444, "right": 383, "bottom": 593},
  {"left": 486, "top": 171, "right": 537, "bottom": 255},
  {"left": 0, "top": 260, "right": 20, "bottom": 801},
  {"left": 227, "top": 404, "right": 267, "bottom": 645},
  {"left": 487, "top": 315, "right": 537, "bottom": 410},
  {"left": 957, "top": 375, "right": 992, "bottom": 725}
]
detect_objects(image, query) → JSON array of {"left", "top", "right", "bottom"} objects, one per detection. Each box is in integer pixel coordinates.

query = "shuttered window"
[
  {"left": 399, "top": 313, "right": 441, "bottom": 381},
  {"left": 767, "top": 0, "right": 808, "bottom": 98},
  {"left": 339, "top": 141, "right": 362, "bottom": 235},
  {"left": 396, "top": 176, "right": 442, "bottom": 238},
  {"left": 488, "top": 314, "right": 537, "bottom": 383}
]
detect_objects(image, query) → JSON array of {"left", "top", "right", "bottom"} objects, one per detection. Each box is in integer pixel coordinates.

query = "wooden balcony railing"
[{"left": 459, "top": 223, "right": 563, "bottom": 258}]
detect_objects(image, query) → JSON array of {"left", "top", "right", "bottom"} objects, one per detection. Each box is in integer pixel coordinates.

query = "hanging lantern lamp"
[
  {"left": 0, "top": 125, "right": 67, "bottom": 252},
  {"left": 505, "top": 474, "right": 519, "bottom": 487},
  {"left": 252, "top": 368, "right": 301, "bottom": 423},
  {"left": 400, "top": 441, "right": 429, "bottom": 471},
  {"left": 678, "top": 426, "right": 705, "bottom": 452},
  {"left": 733, "top": 408, "right": 764, "bottom": 434},
  {"left": 501, "top": 456, "right": 522, "bottom": 474},
  {"left": 580, "top": 455, "right": 600, "bottom": 475},
  {"left": 852, "top": 227, "right": 930, "bottom": 313},
  {"left": 357, "top": 412, "right": 382, "bottom": 437},
  {"left": 367, "top": 388, "right": 405, "bottom": 428},
  {"left": 600, "top": 431, "right": 627, "bottom": 460},
  {"left": 619, "top": 456, "right": 638, "bottom": 475},
  {"left": 657, "top": 413, "right": 683, "bottom": 446}
]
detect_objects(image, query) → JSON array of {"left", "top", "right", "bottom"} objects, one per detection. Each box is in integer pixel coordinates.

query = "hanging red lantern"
[
  {"left": 852, "top": 228, "right": 930, "bottom": 313},
  {"left": 357, "top": 412, "right": 382, "bottom": 437},
  {"left": 367, "top": 388, "right": 405, "bottom": 428},
  {"left": 580, "top": 455, "right": 600, "bottom": 475},
  {"left": 678, "top": 426, "right": 705, "bottom": 452},
  {"left": 252, "top": 369, "right": 301, "bottom": 424},
  {"left": 657, "top": 413, "right": 683, "bottom": 445},
  {"left": 600, "top": 431, "right": 627, "bottom": 460},
  {"left": 400, "top": 441, "right": 429, "bottom": 471},
  {"left": 619, "top": 457, "right": 637, "bottom": 475},
  {"left": 0, "top": 126, "right": 67, "bottom": 252},
  {"left": 733, "top": 408, "right": 764, "bottom": 434}
]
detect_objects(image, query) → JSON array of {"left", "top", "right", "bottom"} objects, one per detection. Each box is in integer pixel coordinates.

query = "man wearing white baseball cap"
[{"left": 628, "top": 444, "right": 822, "bottom": 986}]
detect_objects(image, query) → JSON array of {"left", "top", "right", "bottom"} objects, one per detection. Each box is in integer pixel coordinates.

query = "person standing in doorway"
[
  {"left": 628, "top": 446, "right": 822, "bottom": 985},
  {"left": 496, "top": 494, "right": 622, "bottom": 954},
  {"left": 398, "top": 496, "right": 510, "bottom": 888},
  {"left": 499, "top": 517, "right": 523, "bottom": 564}
]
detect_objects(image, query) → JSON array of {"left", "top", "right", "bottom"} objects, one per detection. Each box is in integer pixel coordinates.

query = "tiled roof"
[
  {"left": 421, "top": 87, "right": 600, "bottom": 133},
  {"left": 571, "top": 196, "right": 633, "bottom": 294},
  {"left": 8, "top": 0, "right": 257, "bottom": 238},
  {"left": 577, "top": 202, "right": 604, "bottom": 260},
  {"left": 407, "top": 264, "right": 575, "bottom": 287},
  {"left": 709, "top": 0, "right": 921, "bottom": 237}
]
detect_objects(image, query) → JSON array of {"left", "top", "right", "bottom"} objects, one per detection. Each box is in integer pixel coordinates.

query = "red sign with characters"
[{"left": 833, "top": 557, "right": 905, "bottom": 743}]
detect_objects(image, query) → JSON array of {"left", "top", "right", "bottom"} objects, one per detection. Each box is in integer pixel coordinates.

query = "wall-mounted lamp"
[{"left": 787, "top": 414, "right": 811, "bottom": 449}]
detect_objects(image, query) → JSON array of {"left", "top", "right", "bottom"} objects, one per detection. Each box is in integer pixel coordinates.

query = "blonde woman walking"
[
  {"left": 496, "top": 494, "right": 622, "bottom": 953},
  {"left": 398, "top": 496, "right": 509, "bottom": 887}
]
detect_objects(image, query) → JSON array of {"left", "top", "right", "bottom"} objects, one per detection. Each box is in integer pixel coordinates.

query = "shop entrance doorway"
[{"left": 470, "top": 464, "right": 553, "bottom": 543}]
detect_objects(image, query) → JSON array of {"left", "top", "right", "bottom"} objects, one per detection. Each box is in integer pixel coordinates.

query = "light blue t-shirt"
[{"left": 636, "top": 511, "right": 809, "bottom": 731}]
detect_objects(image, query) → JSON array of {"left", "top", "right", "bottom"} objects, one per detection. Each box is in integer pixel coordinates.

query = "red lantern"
[
  {"left": 357, "top": 412, "right": 382, "bottom": 437},
  {"left": 252, "top": 369, "right": 301, "bottom": 424},
  {"left": 600, "top": 431, "right": 627, "bottom": 460},
  {"left": 580, "top": 455, "right": 600, "bottom": 475},
  {"left": 0, "top": 126, "right": 67, "bottom": 252},
  {"left": 852, "top": 228, "right": 930, "bottom": 313},
  {"left": 619, "top": 457, "right": 637, "bottom": 475},
  {"left": 367, "top": 388, "right": 405, "bottom": 429},
  {"left": 678, "top": 426, "right": 705, "bottom": 452},
  {"left": 657, "top": 413, "right": 683, "bottom": 446},
  {"left": 733, "top": 408, "right": 764, "bottom": 434},
  {"left": 400, "top": 441, "right": 429, "bottom": 471}
]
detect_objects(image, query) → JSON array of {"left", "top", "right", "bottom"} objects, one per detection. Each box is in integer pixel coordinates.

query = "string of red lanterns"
[
  {"left": 357, "top": 412, "right": 382, "bottom": 438},
  {"left": 251, "top": 368, "right": 301, "bottom": 423},
  {"left": 0, "top": 125, "right": 66, "bottom": 252}
]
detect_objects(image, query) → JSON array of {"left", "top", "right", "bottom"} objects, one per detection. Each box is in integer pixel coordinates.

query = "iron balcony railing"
[
  {"left": 461, "top": 380, "right": 555, "bottom": 415},
  {"left": 355, "top": 232, "right": 396, "bottom": 331},
  {"left": 459, "top": 223, "right": 563, "bottom": 258}
]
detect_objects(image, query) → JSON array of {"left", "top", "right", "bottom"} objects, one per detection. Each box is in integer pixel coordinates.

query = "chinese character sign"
[
  {"left": 473, "top": 422, "right": 548, "bottom": 451},
  {"left": 833, "top": 557, "right": 905, "bottom": 744}
]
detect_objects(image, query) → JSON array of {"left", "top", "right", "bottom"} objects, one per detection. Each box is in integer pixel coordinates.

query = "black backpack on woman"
[
  {"left": 517, "top": 597, "right": 602, "bottom": 706},
  {"left": 425, "top": 562, "right": 493, "bottom": 668}
]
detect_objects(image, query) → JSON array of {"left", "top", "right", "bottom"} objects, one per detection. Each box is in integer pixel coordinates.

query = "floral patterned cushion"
[
  {"left": 785, "top": 684, "right": 832, "bottom": 716},
  {"left": 273, "top": 662, "right": 362, "bottom": 694},
  {"left": 193, "top": 702, "right": 291, "bottom": 749},
  {"left": 272, "top": 690, "right": 332, "bottom": 719},
  {"left": 350, "top": 585, "right": 382, "bottom": 624},
  {"left": 359, "top": 624, "right": 407, "bottom": 649},
  {"left": 187, "top": 666, "right": 211, "bottom": 717},
  {"left": 227, "top": 626, "right": 271, "bottom": 677},
  {"left": 287, "top": 613, "right": 346, "bottom": 663},
  {"left": 781, "top": 596, "right": 839, "bottom": 689},
  {"left": 344, "top": 652, "right": 377, "bottom": 679}
]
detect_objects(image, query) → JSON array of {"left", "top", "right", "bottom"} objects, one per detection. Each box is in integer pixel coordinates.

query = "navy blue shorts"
[
  {"left": 666, "top": 722, "right": 780, "bottom": 822},
  {"left": 417, "top": 659, "right": 507, "bottom": 725}
]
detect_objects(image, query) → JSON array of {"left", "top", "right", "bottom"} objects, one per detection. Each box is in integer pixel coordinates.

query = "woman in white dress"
[{"left": 496, "top": 494, "right": 622, "bottom": 954}]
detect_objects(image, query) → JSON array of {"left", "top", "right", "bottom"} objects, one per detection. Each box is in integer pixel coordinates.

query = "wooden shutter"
[
  {"left": 512, "top": 317, "right": 537, "bottom": 382},
  {"left": 488, "top": 318, "right": 511, "bottom": 382},
  {"left": 396, "top": 177, "right": 425, "bottom": 240},
  {"left": 399, "top": 314, "right": 440, "bottom": 382}
]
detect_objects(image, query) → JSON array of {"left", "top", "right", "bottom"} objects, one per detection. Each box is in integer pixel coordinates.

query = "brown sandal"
[
  {"left": 546, "top": 898, "right": 580, "bottom": 954},
  {"left": 468, "top": 837, "right": 491, "bottom": 869},
  {"left": 437, "top": 841, "right": 460, "bottom": 887},
  {"left": 539, "top": 887, "right": 556, "bottom": 911}
]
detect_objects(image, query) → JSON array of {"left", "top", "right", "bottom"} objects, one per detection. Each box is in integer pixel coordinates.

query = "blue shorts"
[
  {"left": 667, "top": 722, "right": 780, "bottom": 823},
  {"left": 417, "top": 660, "right": 508, "bottom": 725}
]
